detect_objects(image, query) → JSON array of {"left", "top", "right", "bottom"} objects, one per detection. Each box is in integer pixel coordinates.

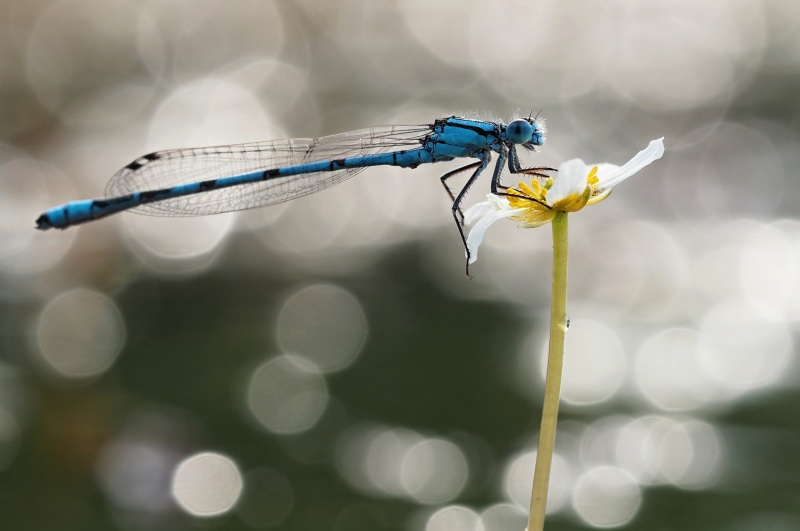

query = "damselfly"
[{"left": 35, "top": 115, "right": 549, "bottom": 272}]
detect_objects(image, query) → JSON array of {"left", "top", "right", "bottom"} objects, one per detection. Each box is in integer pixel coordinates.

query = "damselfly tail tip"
[{"left": 35, "top": 213, "right": 53, "bottom": 231}]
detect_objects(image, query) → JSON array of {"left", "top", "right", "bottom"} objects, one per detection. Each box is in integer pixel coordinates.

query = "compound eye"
[{"left": 506, "top": 119, "right": 533, "bottom": 144}]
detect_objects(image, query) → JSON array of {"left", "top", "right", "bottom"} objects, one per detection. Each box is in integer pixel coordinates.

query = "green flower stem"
[{"left": 528, "top": 211, "right": 569, "bottom": 531}]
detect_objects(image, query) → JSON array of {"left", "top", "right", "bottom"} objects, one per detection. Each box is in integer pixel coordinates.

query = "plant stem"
[{"left": 527, "top": 211, "right": 569, "bottom": 531}]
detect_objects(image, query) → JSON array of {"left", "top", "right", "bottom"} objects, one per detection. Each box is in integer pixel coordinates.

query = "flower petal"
[
  {"left": 595, "top": 138, "right": 664, "bottom": 189},
  {"left": 515, "top": 211, "right": 556, "bottom": 227},
  {"left": 464, "top": 193, "right": 517, "bottom": 225},
  {"left": 549, "top": 159, "right": 591, "bottom": 205},
  {"left": 466, "top": 205, "right": 528, "bottom": 264},
  {"left": 463, "top": 200, "right": 495, "bottom": 226},
  {"left": 586, "top": 188, "right": 612, "bottom": 205},
  {"left": 592, "top": 163, "right": 620, "bottom": 176}
]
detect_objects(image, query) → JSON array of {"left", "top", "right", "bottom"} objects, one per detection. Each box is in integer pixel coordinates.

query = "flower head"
[{"left": 464, "top": 138, "right": 665, "bottom": 264}]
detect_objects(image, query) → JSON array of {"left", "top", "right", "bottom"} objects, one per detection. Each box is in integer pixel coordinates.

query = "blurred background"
[{"left": 2, "top": 1, "right": 800, "bottom": 529}]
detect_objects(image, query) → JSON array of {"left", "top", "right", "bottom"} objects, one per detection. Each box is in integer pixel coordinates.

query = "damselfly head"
[
  {"left": 506, "top": 117, "right": 545, "bottom": 150},
  {"left": 506, "top": 119, "right": 533, "bottom": 144}
]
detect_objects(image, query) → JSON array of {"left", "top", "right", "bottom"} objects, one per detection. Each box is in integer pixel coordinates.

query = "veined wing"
[{"left": 104, "top": 124, "right": 432, "bottom": 216}]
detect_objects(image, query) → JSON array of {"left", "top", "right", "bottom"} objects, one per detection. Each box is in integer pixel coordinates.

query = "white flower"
[{"left": 465, "top": 138, "right": 665, "bottom": 264}]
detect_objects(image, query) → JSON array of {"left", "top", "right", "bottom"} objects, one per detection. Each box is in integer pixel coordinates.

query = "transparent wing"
[{"left": 104, "top": 124, "right": 432, "bottom": 216}]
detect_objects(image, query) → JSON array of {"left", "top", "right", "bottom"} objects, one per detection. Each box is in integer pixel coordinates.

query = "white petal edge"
[
  {"left": 464, "top": 194, "right": 514, "bottom": 225},
  {"left": 596, "top": 138, "right": 665, "bottom": 189},
  {"left": 548, "top": 158, "right": 590, "bottom": 205},
  {"left": 465, "top": 206, "right": 527, "bottom": 264},
  {"left": 463, "top": 201, "right": 494, "bottom": 226},
  {"left": 592, "top": 163, "right": 620, "bottom": 176}
]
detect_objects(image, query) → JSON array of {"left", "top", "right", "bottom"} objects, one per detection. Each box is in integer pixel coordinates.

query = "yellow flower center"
[
  {"left": 505, "top": 179, "right": 555, "bottom": 227},
  {"left": 586, "top": 166, "right": 614, "bottom": 205},
  {"left": 504, "top": 166, "right": 606, "bottom": 226},
  {"left": 587, "top": 166, "right": 599, "bottom": 185}
]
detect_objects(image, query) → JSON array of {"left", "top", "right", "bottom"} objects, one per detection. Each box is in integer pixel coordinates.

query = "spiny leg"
[
  {"left": 488, "top": 145, "right": 509, "bottom": 194},
  {"left": 497, "top": 146, "right": 551, "bottom": 209},
  {"left": 449, "top": 154, "right": 490, "bottom": 276},
  {"left": 501, "top": 145, "right": 556, "bottom": 190},
  {"left": 439, "top": 161, "right": 483, "bottom": 225}
]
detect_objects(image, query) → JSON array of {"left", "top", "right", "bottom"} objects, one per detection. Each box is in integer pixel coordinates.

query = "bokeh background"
[{"left": 2, "top": 1, "right": 800, "bottom": 530}]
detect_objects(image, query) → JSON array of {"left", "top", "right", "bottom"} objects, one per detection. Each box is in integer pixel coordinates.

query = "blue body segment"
[{"left": 35, "top": 115, "right": 547, "bottom": 269}]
